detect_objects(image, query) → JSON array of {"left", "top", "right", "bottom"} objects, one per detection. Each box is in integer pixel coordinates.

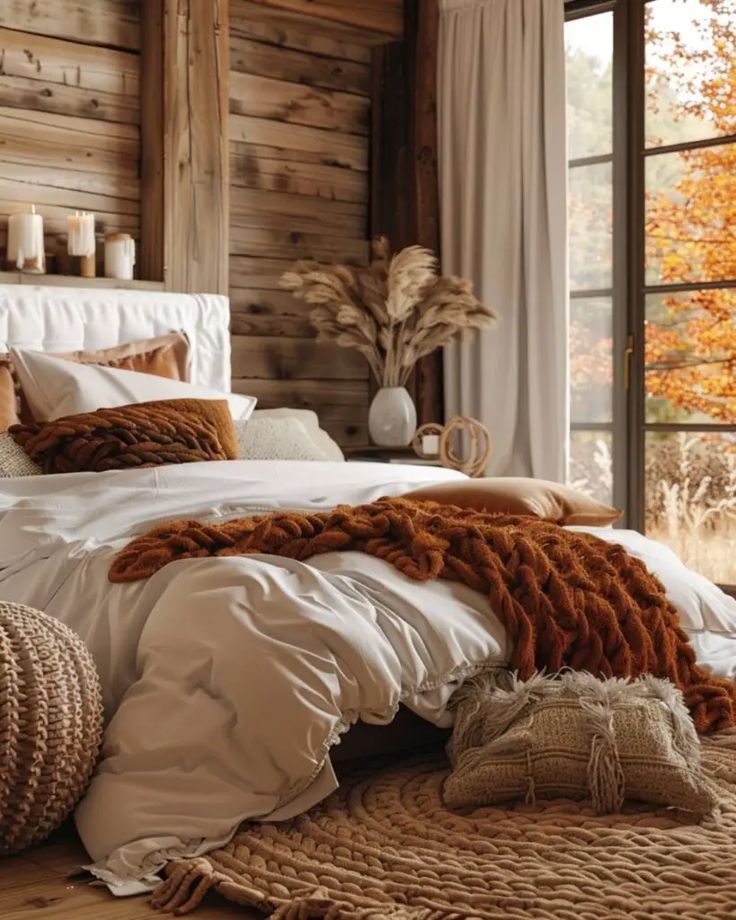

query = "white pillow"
[
  {"left": 250, "top": 407, "right": 344, "bottom": 461},
  {"left": 234, "top": 417, "right": 329, "bottom": 461},
  {"left": 0, "top": 432, "right": 41, "bottom": 477},
  {"left": 10, "top": 348, "right": 256, "bottom": 422}
]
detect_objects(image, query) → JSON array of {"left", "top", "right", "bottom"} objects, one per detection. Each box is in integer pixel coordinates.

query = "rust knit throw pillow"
[{"left": 9, "top": 399, "right": 237, "bottom": 474}]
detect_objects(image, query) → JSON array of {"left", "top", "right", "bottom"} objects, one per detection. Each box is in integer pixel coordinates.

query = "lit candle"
[
  {"left": 67, "top": 211, "right": 95, "bottom": 257},
  {"left": 67, "top": 211, "right": 96, "bottom": 278},
  {"left": 7, "top": 205, "right": 45, "bottom": 273}
]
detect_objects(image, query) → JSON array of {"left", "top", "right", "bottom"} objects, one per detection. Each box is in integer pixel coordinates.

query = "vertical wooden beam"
[
  {"left": 140, "top": 0, "right": 164, "bottom": 282},
  {"left": 371, "top": 0, "right": 443, "bottom": 423},
  {"left": 162, "top": 0, "right": 229, "bottom": 294},
  {"left": 408, "top": 0, "right": 442, "bottom": 425}
]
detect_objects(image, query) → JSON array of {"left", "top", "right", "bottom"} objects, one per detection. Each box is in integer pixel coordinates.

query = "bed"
[{"left": 1, "top": 285, "right": 736, "bottom": 895}]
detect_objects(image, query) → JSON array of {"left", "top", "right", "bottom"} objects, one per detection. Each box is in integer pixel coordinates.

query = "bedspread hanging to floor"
[{"left": 110, "top": 497, "right": 736, "bottom": 733}]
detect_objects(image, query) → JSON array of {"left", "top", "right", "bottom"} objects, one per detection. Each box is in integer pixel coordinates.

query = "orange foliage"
[{"left": 644, "top": 0, "right": 736, "bottom": 423}]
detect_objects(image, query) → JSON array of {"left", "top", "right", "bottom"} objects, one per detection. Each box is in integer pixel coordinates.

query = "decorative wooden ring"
[{"left": 439, "top": 416, "right": 491, "bottom": 478}]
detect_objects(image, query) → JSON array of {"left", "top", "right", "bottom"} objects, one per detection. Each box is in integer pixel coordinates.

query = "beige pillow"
[
  {"left": 404, "top": 477, "right": 622, "bottom": 526},
  {"left": 444, "top": 671, "right": 719, "bottom": 816}
]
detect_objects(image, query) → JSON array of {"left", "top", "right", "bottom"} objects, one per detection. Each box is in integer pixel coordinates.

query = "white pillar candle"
[
  {"left": 104, "top": 233, "right": 135, "bottom": 280},
  {"left": 67, "top": 211, "right": 96, "bottom": 257},
  {"left": 422, "top": 434, "right": 440, "bottom": 456},
  {"left": 7, "top": 206, "right": 45, "bottom": 273}
]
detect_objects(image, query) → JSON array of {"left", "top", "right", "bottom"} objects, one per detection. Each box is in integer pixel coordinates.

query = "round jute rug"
[{"left": 152, "top": 732, "right": 736, "bottom": 919}]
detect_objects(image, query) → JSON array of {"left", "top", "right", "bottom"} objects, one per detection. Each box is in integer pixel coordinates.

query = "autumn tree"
[{"left": 644, "top": 0, "right": 736, "bottom": 424}]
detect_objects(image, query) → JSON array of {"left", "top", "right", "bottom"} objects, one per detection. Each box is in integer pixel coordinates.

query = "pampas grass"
[{"left": 280, "top": 237, "right": 497, "bottom": 387}]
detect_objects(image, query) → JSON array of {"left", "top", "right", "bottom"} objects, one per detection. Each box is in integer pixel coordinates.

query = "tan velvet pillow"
[
  {"left": 10, "top": 398, "right": 236, "bottom": 474},
  {"left": 54, "top": 332, "right": 189, "bottom": 380},
  {"left": 404, "top": 477, "right": 622, "bottom": 526},
  {"left": 0, "top": 332, "right": 190, "bottom": 430},
  {"left": 0, "top": 361, "right": 17, "bottom": 431}
]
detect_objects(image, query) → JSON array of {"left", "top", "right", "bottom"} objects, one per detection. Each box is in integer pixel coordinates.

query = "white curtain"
[{"left": 438, "top": 0, "right": 568, "bottom": 481}]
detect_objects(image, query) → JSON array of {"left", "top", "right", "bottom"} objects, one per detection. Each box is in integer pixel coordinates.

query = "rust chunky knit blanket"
[{"left": 109, "top": 497, "right": 736, "bottom": 733}]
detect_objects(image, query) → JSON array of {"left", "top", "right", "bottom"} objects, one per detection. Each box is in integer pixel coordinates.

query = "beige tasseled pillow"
[{"left": 444, "top": 671, "right": 720, "bottom": 816}]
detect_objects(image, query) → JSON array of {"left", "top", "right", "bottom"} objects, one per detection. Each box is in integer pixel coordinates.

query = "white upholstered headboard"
[{"left": 0, "top": 286, "right": 231, "bottom": 391}]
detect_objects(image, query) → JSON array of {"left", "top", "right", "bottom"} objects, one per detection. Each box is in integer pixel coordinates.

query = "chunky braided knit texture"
[
  {"left": 0, "top": 601, "right": 103, "bottom": 854},
  {"left": 109, "top": 497, "right": 736, "bottom": 733},
  {"left": 10, "top": 398, "right": 237, "bottom": 474},
  {"left": 150, "top": 742, "right": 736, "bottom": 918}
]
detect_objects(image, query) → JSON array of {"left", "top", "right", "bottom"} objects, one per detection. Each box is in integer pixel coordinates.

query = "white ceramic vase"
[{"left": 368, "top": 386, "right": 417, "bottom": 447}]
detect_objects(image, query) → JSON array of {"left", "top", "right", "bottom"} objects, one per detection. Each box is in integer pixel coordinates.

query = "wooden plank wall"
[
  {"left": 228, "top": 0, "right": 381, "bottom": 445},
  {"left": 0, "top": 1, "right": 141, "bottom": 273}
]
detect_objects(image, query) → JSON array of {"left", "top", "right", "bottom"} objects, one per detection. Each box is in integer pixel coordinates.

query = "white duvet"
[{"left": 1, "top": 460, "right": 735, "bottom": 893}]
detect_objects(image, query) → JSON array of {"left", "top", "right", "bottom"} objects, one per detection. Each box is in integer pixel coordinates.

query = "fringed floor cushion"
[{"left": 153, "top": 732, "right": 736, "bottom": 919}]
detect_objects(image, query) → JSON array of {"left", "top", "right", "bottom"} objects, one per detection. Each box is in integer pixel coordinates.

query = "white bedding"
[{"left": 1, "top": 460, "right": 735, "bottom": 892}]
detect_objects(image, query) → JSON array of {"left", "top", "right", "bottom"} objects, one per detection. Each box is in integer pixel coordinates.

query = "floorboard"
[{"left": 0, "top": 825, "right": 261, "bottom": 919}]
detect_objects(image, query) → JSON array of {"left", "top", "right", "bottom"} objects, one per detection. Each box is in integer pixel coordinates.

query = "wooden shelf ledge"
[{"left": 0, "top": 272, "right": 165, "bottom": 291}]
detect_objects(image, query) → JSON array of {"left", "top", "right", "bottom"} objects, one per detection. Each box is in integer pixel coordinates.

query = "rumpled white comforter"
[{"left": 1, "top": 460, "right": 735, "bottom": 893}]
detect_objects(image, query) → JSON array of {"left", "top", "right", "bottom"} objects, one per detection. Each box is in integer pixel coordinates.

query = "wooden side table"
[{"left": 343, "top": 445, "right": 445, "bottom": 467}]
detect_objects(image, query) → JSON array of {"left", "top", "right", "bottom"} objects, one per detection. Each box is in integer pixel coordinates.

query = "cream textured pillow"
[
  {"left": 0, "top": 432, "right": 41, "bottom": 477},
  {"left": 234, "top": 417, "right": 329, "bottom": 461},
  {"left": 444, "top": 671, "right": 719, "bottom": 816},
  {"left": 250, "top": 408, "right": 344, "bottom": 461}
]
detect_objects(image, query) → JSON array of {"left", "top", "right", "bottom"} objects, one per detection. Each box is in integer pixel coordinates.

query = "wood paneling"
[
  {"left": 0, "top": 0, "right": 140, "bottom": 50},
  {"left": 0, "top": 8, "right": 140, "bottom": 273},
  {"left": 162, "top": 0, "right": 229, "bottom": 294},
  {"left": 230, "top": 114, "right": 368, "bottom": 169},
  {"left": 245, "top": 0, "right": 403, "bottom": 38},
  {"left": 229, "top": 0, "right": 375, "bottom": 444},
  {"left": 230, "top": 33, "right": 371, "bottom": 94},
  {"left": 229, "top": 70, "right": 369, "bottom": 134},
  {"left": 232, "top": 3, "right": 373, "bottom": 63}
]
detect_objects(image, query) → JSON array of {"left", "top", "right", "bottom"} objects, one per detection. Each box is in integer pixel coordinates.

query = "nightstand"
[{"left": 343, "top": 446, "right": 446, "bottom": 467}]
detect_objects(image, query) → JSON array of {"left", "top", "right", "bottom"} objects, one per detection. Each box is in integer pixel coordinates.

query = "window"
[
  {"left": 565, "top": 0, "right": 736, "bottom": 589},
  {"left": 565, "top": 11, "right": 615, "bottom": 508}
]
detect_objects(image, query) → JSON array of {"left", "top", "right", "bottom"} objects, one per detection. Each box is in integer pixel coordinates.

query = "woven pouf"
[{"left": 0, "top": 601, "right": 103, "bottom": 854}]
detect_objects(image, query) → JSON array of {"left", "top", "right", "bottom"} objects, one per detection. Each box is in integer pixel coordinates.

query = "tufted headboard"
[{"left": 0, "top": 285, "right": 231, "bottom": 391}]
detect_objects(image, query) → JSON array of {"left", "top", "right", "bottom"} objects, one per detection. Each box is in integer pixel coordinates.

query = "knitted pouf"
[{"left": 0, "top": 601, "right": 103, "bottom": 854}]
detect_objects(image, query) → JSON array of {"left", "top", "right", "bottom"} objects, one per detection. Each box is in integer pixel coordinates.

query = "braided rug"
[
  {"left": 152, "top": 734, "right": 736, "bottom": 919},
  {"left": 110, "top": 497, "right": 736, "bottom": 732}
]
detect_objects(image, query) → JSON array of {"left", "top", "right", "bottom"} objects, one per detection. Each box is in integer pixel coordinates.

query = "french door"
[{"left": 565, "top": 0, "right": 736, "bottom": 590}]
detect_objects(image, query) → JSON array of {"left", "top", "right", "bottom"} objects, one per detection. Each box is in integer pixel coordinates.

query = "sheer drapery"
[{"left": 438, "top": 0, "right": 568, "bottom": 479}]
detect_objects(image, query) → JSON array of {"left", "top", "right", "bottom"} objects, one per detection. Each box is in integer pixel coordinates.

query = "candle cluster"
[{"left": 4, "top": 208, "right": 136, "bottom": 281}]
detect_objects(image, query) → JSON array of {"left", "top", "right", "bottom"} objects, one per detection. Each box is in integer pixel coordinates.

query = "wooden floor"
[{"left": 0, "top": 826, "right": 260, "bottom": 919}]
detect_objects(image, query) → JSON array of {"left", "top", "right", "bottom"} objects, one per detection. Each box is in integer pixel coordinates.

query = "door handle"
[{"left": 623, "top": 335, "right": 634, "bottom": 391}]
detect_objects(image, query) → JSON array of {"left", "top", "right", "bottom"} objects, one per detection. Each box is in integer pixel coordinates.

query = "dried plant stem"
[{"left": 280, "top": 238, "right": 497, "bottom": 389}]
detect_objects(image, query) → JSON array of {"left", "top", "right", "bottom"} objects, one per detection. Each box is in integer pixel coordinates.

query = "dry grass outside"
[
  {"left": 646, "top": 518, "right": 736, "bottom": 586},
  {"left": 571, "top": 432, "right": 736, "bottom": 586}
]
